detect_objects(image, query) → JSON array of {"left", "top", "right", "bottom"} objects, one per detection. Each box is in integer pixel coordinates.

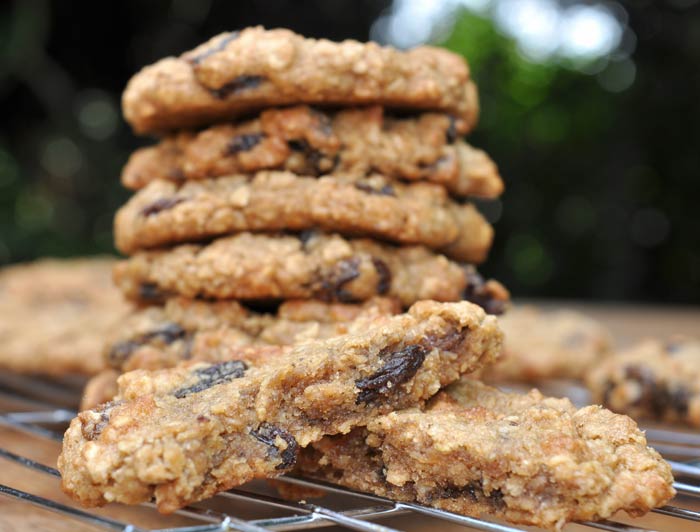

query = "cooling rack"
[{"left": 1, "top": 373, "right": 699, "bottom": 532}]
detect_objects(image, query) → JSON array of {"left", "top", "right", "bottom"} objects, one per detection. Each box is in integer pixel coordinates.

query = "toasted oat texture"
[
  {"left": 275, "top": 297, "right": 401, "bottom": 323},
  {"left": 0, "top": 258, "right": 131, "bottom": 375},
  {"left": 104, "top": 297, "right": 401, "bottom": 373},
  {"left": 113, "top": 232, "right": 507, "bottom": 307},
  {"left": 122, "top": 105, "right": 502, "bottom": 198},
  {"left": 59, "top": 301, "right": 502, "bottom": 512},
  {"left": 113, "top": 172, "right": 493, "bottom": 263},
  {"left": 299, "top": 379, "right": 675, "bottom": 531},
  {"left": 479, "top": 306, "right": 612, "bottom": 382},
  {"left": 586, "top": 338, "right": 700, "bottom": 427},
  {"left": 122, "top": 27, "right": 479, "bottom": 135}
]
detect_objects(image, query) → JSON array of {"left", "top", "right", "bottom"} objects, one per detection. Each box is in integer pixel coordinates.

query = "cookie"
[
  {"left": 586, "top": 337, "right": 700, "bottom": 427},
  {"left": 82, "top": 297, "right": 400, "bottom": 410},
  {"left": 114, "top": 172, "right": 493, "bottom": 263},
  {"left": 58, "top": 301, "right": 502, "bottom": 512},
  {"left": 298, "top": 379, "right": 674, "bottom": 530},
  {"left": 112, "top": 232, "right": 509, "bottom": 308},
  {"left": 122, "top": 105, "right": 502, "bottom": 198},
  {"left": 104, "top": 296, "right": 401, "bottom": 373},
  {"left": 122, "top": 27, "right": 479, "bottom": 135},
  {"left": 479, "top": 306, "right": 612, "bottom": 382},
  {"left": 0, "top": 258, "right": 131, "bottom": 375}
]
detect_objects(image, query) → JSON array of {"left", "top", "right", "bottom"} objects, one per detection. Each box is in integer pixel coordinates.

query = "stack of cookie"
[
  {"left": 96, "top": 26, "right": 509, "bottom": 390},
  {"left": 61, "top": 28, "right": 677, "bottom": 530}
]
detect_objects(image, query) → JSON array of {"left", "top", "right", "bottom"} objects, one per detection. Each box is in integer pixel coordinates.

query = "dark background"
[{"left": 1, "top": 0, "right": 698, "bottom": 304}]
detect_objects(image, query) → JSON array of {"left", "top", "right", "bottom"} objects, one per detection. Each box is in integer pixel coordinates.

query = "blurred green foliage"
[
  {"left": 0, "top": 0, "right": 698, "bottom": 303},
  {"left": 440, "top": 7, "right": 700, "bottom": 303}
]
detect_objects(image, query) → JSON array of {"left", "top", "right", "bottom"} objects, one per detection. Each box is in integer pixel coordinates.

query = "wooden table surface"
[{"left": 1, "top": 301, "right": 699, "bottom": 532}]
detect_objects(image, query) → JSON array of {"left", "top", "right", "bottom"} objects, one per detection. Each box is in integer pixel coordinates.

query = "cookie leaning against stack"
[{"left": 60, "top": 27, "right": 674, "bottom": 527}]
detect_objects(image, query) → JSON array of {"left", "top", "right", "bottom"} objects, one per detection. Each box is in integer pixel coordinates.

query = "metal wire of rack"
[{"left": 1, "top": 373, "right": 699, "bottom": 532}]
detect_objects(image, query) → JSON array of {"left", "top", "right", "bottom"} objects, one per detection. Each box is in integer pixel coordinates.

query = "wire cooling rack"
[{"left": 1, "top": 373, "right": 699, "bottom": 532}]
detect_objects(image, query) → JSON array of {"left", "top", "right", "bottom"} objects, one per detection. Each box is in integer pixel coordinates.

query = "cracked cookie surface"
[
  {"left": 586, "top": 337, "right": 700, "bottom": 426},
  {"left": 299, "top": 379, "right": 675, "bottom": 530},
  {"left": 122, "top": 105, "right": 502, "bottom": 198},
  {"left": 122, "top": 27, "right": 479, "bottom": 135},
  {"left": 113, "top": 232, "right": 508, "bottom": 307},
  {"left": 114, "top": 171, "right": 493, "bottom": 263},
  {"left": 59, "top": 301, "right": 502, "bottom": 512}
]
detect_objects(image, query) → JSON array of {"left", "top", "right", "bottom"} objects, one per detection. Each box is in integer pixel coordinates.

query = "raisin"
[
  {"left": 488, "top": 488, "right": 506, "bottom": 510},
  {"left": 671, "top": 387, "right": 690, "bottom": 415},
  {"left": 189, "top": 31, "right": 240, "bottom": 64},
  {"left": 107, "top": 322, "right": 187, "bottom": 368},
  {"left": 250, "top": 422, "right": 298, "bottom": 470},
  {"left": 108, "top": 322, "right": 188, "bottom": 367},
  {"left": 463, "top": 266, "right": 484, "bottom": 288},
  {"left": 445, "top": 116, "right": 458, "bottom": 144},
  {"left": 147, "top": 322, "right": 186, "bottom": 344},
  {"left": 210, "top": 75, "right": 265, "bottom": 99},
  {"left": 81, "top": 401, "right": 122, "bottom": 441},
  {"left": 173, "top": 360, "right": 247, "bottom": 398},
  {"left": 287, "top": 139, "right": 310, "bottom": 152},
  {"left": 227, "top": 132, "right": 264, "bottom": 154},
  {"left": 107, "top": 340, "right": 141, "bottom": 367},
  {"left": 138, "top": 282, "right": 164, "bottom": 302},
  {"left": 624, "top": 365, "right": 656, "bottom": 392},
  {"left": 653, "top": 390, "right": 673, "bottom": 416},
  {"left": 371, "top": 257, "right": 391, "bottom": 295},
  {"left": 306, "top": 149, "right": 325, "bottom": 173},
  {"left": 366, "top": 446, "right": 388, "bottom": 481},
  {"left": 437, "top": 482, "right": 504, "bottom": 509},
  {"left": 419, "top": 154, "right": 454, "bottom": 172},
  {"left": 354, "top": 182, "right": 396, "bottom": 197},
  {"left": 310, "top": 108, "right": 333, "bottom": 137},
  {"left": 441, "top": 482, "right": 480, "bottom": 502},
  {"left": 624, "top": 365, "right": 688, "bottom": 417},
  {"left": 427, "top": 330, "right": 463, "bottom": 352},
  {"left": 298, "top": 229, "right": 317, "bottom": 247},
  {"left": 167, "top": 168, "right": 186, "bottom": 182},
  {"left": 318, "top": 258, "right": 361, "bottom": 302},
  {"left": 286, "top": 139, "right": 327, "bottom": 174},
  {"left": 355, "top": 344, "right": 428, "bottom": 404},
  {"left": 462, "top": 267, "right": 507, "bottom": 315},
  {"left": 140, "top": 197, "right": 185, "bottom": 217}
]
